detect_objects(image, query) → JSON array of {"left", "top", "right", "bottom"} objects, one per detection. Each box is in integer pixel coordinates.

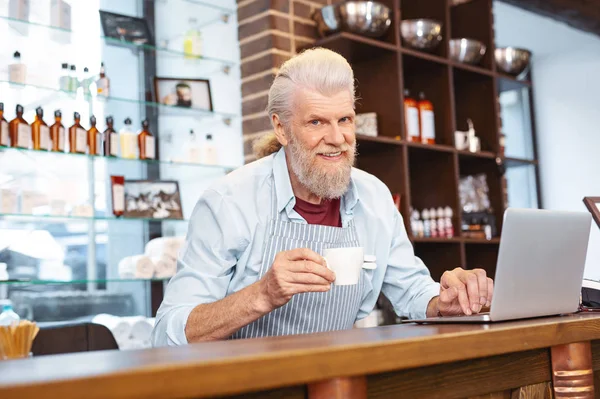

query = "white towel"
[
  {"left": 145, "top": 237, "right": 185, "bottom": 261},
  {"left": 153, "top": 255, "right": 177, "bottom": 279},
  {"left": 119, "top": 338, "right": 151, "bottom": 351},
  {"left": 127, "top": 316, "right": 154, "bottom": 342},
  {"left": 118, "top": 255, "right": 155, "bottom": 279},
  {"left": 92, "top": 313, "right": 132, "bottom": 343}
]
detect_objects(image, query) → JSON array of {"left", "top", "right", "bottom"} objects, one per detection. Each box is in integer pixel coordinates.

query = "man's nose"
[{"left": 323, "top": 123, "right": 346, "bottom": 146}]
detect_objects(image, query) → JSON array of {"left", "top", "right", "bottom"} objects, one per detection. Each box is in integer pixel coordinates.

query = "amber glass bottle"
[
  {"left": 138, "top": 119, "right": 155, "bottom": 160},
  {"left": 404, "top": 89, "right": 420, "bottom": 143},
  {"left": 103, "top": 116, "right": 118, "bottom": 157},
  {"left": 418, "top": 92, "right": 436, "bottom": 145},
  {"left": 9, "top": 104, "right": 30, "bottom": 149},
  {"left": 50, "top": 110, "right": 65, "bottom": 152},
  {"left": 87, "top": 116, "right": 101, "bottom": 155},
  {"left": 31, "top": 107, "right": 50, "bottom": 151},
  {"left": 0, "top": 102, "right": 8, "bottom": 147},
  {"left": 69, "top": 112, "right": 87, "bottom": 153}
]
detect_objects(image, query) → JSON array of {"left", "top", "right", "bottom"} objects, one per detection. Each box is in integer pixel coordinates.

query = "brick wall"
[{"left": 237, "top": 0, "right": 333, "bottom": 163}]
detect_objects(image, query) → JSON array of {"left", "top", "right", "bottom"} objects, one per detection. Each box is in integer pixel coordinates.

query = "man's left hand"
[{"left": 434, "top": 267, "right": 494, "bottom": 316}]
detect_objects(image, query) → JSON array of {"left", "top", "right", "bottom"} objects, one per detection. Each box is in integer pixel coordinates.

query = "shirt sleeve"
[
  {"left": 381, "top": 210, "right": 440, "bottom": 320},
  {"left": 151, "top": 189, "right": 248, "bottom": 347}
]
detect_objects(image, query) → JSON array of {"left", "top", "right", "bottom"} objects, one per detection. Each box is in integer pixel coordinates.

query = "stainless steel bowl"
[
  {"left": 312, "top": 5, "right": 341, "bottom": 38},
  {"left": 338, "top": 1, "right": 392, "bottom": 38},
  {"left": 495, "top": 47, "right": 531, "bottom": 76},
  {"left": 400, "top": 19, "right": 443, "bottom": 50},
  {"left": 449, "top": 38, "right": 487, "bottom": 65}
]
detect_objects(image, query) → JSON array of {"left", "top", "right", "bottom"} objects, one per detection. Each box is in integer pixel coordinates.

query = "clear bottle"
[
  {"left": 418, "top": 92, "right": 436, "bottom": 145},
  {"left": 0, "top": 102, "right": 9, "bottom": 147},
  {"left": 422, "top": 209, "right": 431, "bottom": 238},
  {"left": 183, "top": 18, "right": 202, "bottom": 59},
  {"left": 9, "top": 104, "right": 30, "bottom": 149},
  {"left": 0, "top": 301, "right": 20, "bottom": 326},
  {"left": 9, "top": 51, "right": 26, "bottom": 84},
  {"left": 31, "top": 107, "right": 50, "bottom": 151},
  {"left": 119, "top": 118, "right": 137, "bottom": 159},
  {"left": 50, "top": 110, "right": 65, "bottom": 152},
  {"left": 59, "top": 63, "right": 69, "bottom": 91},
  {"left": 187, "top": 129, "right": 201, "bottom": 163},
  {"left": 68, "top": 65, "right": 77, "bottom": 93},
  {"left": 81, "top": 67, "right": 91, "bottom": 96},
  {"left": 103, "top": 116, "right": 118, "bottom": 157},
  {"left": 0, "top": 263, "right": 7, "bottom": 300},
  {"left": 404, "top": 89, "right": 420, "bottom": 143},
  {"left": 430, "top": 208, "right": 438, "bottom": 238},
  {"left": 96, "top": 62, "right": 110, "bottom": 97},
  {"left": 202, "top": 134, "right": 217, "bottom": 165},
  {"left": 69, "top": 112, "right": 87, "bottom": 153},
  {"left": 138, "top": 119, "right": 155, "bottom": 160},
  {"left": 444, "top": 207, "right": 454, "bottom": 238},
  {"left": 88, "top": 116, "right": 101, "bottom": 155}
]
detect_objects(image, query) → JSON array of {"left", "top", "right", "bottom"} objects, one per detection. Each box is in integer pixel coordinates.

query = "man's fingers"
[
  {"left": 285, "top": 248, "right": 325, "bottom": 266},
  {"left": 473, "top": 268, "right": 488, "bottom": 307},
  {"left": 461, "top": 272, "right": 481, "bottom": 313},
  {"left": 486, "top": 277, "right": 494, "bottom": 307},
  {"left": 288, "top": 260, "right": 335, "bottom": 282},
  {"left": 443, "top": 272, "right": 472, "bottom": 315},
  {"left": 288, "top": 270, "right": 331, "bottom": 286},
  {"left": 292, "top": 284, "right": 331, "bottom": 295},
  {"left": 439, "top": 286, "right": 458, "bottom": 303}
]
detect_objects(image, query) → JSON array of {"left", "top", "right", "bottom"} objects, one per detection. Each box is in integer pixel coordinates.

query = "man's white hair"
[{"left": 253, "top": 48, "right": 356, "bottom": 158}]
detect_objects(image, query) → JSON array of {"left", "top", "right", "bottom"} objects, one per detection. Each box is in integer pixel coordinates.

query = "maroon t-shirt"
[{"left": 293, "top": 197, "right": 342, "bottom": 227}]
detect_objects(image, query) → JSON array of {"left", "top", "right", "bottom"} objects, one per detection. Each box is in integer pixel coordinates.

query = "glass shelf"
[
  {"left": 0, "top": 15, "right": 238, "bottom": 73},
  {"left": 0, "top": 277, "right": 170, "bottom": 285},
  {"left": 0, "top": 212, "right": 189, "bottom": 223},
  {"left": 153, "top": 0, "right": 235, "bottom": 14},
  {"left": 0, "top": 144, "right": 237, "bottom": 173},
  {"left": 0, "top": 80, "right": 238, "bottom": 122}
]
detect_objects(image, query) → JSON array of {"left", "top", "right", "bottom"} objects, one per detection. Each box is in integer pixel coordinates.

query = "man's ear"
[{"left": 272, "top": 114, "right": 289, "bottom": 146}]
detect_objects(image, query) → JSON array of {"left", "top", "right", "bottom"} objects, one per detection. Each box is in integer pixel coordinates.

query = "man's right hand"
[{"left": 258, "top": 248, "right": 336, "bottom": 312}]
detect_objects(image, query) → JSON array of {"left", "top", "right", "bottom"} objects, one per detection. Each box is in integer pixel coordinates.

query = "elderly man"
[{"left": 152, "top": 48, "right": 493, "bottom": 346}]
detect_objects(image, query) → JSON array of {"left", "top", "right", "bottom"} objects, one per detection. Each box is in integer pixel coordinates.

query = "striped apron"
[{"left": 232, "top": 181, "right": 367, "bottom": 339}]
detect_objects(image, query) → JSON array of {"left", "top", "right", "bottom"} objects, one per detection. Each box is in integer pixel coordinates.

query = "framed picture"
[
  {"left": 154, "top": 77, "right": 213, "bottom": 111},
  {"left": 584, "top": 197, "right": 600, "bottom": 229},
  {"left": 99, "top": 10, "right": 154, "bottom": 46},
  {"left": 124, "top": 180, "right": 183, "bottom": 220}
]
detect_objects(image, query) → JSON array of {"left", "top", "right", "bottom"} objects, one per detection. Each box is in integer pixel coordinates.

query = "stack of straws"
[{"left": 0, "top": 321, "right": 40, "bottom": 360}]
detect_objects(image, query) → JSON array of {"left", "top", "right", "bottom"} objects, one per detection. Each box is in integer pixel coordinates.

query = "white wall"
[{"left": 494, "top": 2, "right": 600, "bottom": 279}]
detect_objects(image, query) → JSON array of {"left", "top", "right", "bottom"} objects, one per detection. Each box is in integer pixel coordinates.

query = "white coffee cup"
[{"left": 323, "top": 247, "right": 365, "bottom": 286}]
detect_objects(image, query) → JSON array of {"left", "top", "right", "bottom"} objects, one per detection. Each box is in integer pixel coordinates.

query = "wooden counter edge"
[{"left": 3, "top": 315, "right": 600, "bottom": 399}]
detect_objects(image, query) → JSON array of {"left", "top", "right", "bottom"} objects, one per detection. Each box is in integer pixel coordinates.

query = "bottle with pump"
[
  {"left": 202, "top": 134, "right": 217, "bottom": 165},
  {"left": 0, "top": 103, "right": 8, "bottom": 147},
  {"left": 418, "top": 92, "right": 436, "bottom": 145},
  {"left": 32, "top": 107, "right": 50, "bottom": 151},
  {"left": 50, "top": 110, "right": 65, "bottom": 152},
  {"left": 9, "top": 51, "right": 26, "bottom": 84},
  {"left": 9, "top": 104, "right": 30, "bottom": 149},
  {"left": 138, "top": 119, "right": 155, "bottom": 160},
  {"left": 186, "top": 129, "right": 201, "bottom": 163},
  {"left": 404, "top": 89, "right": 420, "bottom": 143},
  {"left": 96, "top": 62, "right": 110, "bottom": 97},
  {"left": 69, "top": 112, "right": 87, "bottom": 153},
  {"left": 88, "top": 116, "right": 101, "bottom": 155},
  {"left": 119, "top": 118, "right": 137, "bottom": 159},
  {"left": 183, "top": 18, "right": 202, "bottom": 59},
  {"left": 103, "top": 116, "right": 118, "bottom": 157}
]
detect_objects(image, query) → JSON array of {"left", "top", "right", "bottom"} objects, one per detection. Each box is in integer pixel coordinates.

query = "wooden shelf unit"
[{"left": 310, "top": 0, "right": 539, "bottom": 280}]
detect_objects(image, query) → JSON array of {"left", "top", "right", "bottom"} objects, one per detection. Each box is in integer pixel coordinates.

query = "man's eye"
[
  {"left": 310, "top": 120, "right": 320, "bottom": 126},
  {"left": 340, "top": 117, "right": 350, "bottom": 123}
]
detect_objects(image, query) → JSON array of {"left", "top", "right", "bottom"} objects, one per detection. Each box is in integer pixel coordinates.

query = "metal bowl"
[
  {"left": 312, "top": 5, "right": 341, "bottom": 38},
  {"left": 338, "top": 1, "right": 392, "bottom": 38},
  {"left": 400, "top": 19, "right": 443, "bottom": 50},
  {"left": 449, "top": 38, "right": 487, "bottom": 65},
  {"left": 495, "top": 47, "right": 532, "bottom": 76}
]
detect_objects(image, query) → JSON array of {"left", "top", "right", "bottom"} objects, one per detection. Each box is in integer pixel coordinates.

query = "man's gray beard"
[{"left": 287, "top": 134, "right": 356, "bottom": 200}]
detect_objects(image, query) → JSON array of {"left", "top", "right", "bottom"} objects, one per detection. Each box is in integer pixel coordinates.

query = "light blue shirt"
[{"left": 152, "top": 148, "right": 440, "bottom": 346}]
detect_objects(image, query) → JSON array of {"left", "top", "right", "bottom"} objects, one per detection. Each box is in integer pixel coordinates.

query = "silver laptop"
[{"left": 409, "top": 208, "right": 592, "bottom": 324}]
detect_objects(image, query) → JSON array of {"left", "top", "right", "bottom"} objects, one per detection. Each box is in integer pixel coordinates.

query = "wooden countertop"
[{"left": 2, "top": 313, "right": 600, "bottom": 399}]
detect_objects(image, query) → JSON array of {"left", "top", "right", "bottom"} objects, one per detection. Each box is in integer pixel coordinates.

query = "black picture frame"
[
  {"left": 124, "top": 180, "right": 183, "bottom": 220},
  {"left": 154, "top": 77, "right": 214, "bottom": 112},
  {"left": 99, "top": 10, "right": 154, "bottom": 46}
]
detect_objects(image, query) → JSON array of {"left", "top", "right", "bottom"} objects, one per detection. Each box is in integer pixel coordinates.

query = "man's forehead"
[{"left": 294, "top": 87, "right": 354, "bottom": 114}]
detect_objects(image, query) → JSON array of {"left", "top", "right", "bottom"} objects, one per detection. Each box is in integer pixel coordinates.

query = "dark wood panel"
[
  {"left": 226, "top": 386, "right": 305, "bottom": 399},
  {"left": 357, "top": 145, "right": 404, "bottom": 195},
  {"left": 352, "top": 52, "right": 403, "bottom": 139},
  {"left": 402, "top": 55, "right": 454, "bottom": 146},
  {"left": 368, "top": 349, "right": 551, "bottom": 399},
  {"left": 450, "top": 0, "right": 494, "bottom": 70},
  {"left": 400, "top": 0, "right": 449, "bottom": 58},
  {"left": 415, "top": 242, "right": 463, "bottom": 280},
  {"left": 310, "top": 33, "right": 398, "bottom": 64},
  {"left": 465, "top": 243, "right": 500, "bottom": 279}
]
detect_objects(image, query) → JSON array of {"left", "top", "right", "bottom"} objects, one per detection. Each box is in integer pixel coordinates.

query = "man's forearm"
[
  {"left": 426, "top": 296, "right": 440, "bottom": 318},
  {"left": 185, "top": 281, "right": 272, "bottom": 343}
]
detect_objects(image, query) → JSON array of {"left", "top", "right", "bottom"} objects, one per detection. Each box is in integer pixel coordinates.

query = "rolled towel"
[
  {"left": 134, "top": 255, "right": 154, "bottom": 279},
  {"left": 119, "top": 338, "right": 149, "bottom": 351},
  {"left": 118, "top": 256, "right": 135, "bottom": 279},
  {"left": 145, "top": 237, "right": 185, "bottom": 261},
  {"left": 153, "top": 255, "right": 177, "bottom": 279},
  {"left": 128, "top": 317, "right": 154, "bottom": 342},
  {"left": 92, "top": 313, "right": 132, "bottom": 343}
]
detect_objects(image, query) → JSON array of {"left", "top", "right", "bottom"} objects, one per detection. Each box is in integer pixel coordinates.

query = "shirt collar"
[{"left": 272, "top": 147, "right": 361, "bottom": 215}]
